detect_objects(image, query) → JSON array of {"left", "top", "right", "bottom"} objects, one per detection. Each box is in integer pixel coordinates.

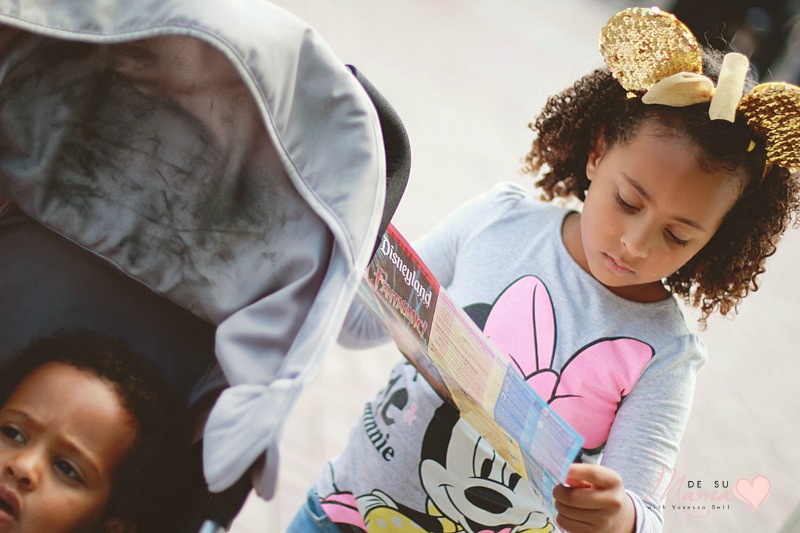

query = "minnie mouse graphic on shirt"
[{"left": 320, "top": 275, "right": 654, "bottom": 532}]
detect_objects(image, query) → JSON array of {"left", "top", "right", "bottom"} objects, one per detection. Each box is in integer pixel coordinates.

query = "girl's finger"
[
  {"left": 553, "top": 483, "right": 607, "bottom": 510},
  {"left": 564, "top": 477, "right": 593, "bottom": 489},
  {"left": 566, "top": 463, "right": 622, "bottom": 490},
  {"left": 555, "top": 510, "right": 593, "bottom": 533}
]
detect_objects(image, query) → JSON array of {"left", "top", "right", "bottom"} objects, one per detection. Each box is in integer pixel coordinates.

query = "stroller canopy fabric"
[{"left": 0, "top": 0, "right": 385, "bottom": 497}]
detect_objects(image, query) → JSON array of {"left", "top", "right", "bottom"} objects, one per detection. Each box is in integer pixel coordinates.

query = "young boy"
[{"left": 0, "top": 331, "right": 187, "bottom": 532}]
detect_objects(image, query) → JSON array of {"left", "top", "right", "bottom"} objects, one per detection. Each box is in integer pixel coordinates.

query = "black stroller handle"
[{"left": 348, "top": 65, "right": 412, "bottom": 259}]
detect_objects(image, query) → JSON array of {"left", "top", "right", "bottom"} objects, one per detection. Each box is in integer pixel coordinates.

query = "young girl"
[
  {"left": 0, "top": 332, "right": 187, "bottom": 533},
  {"left": 292, "top": 7, "right": 800, "bottom": 533}
]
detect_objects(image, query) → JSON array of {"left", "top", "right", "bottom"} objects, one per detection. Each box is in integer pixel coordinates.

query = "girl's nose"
[
  {"left": 5, "top": 450, "right": 40, "bottom": 490},
  {"left": 621, "top": 224, "right": 651, "bottom": 258}
]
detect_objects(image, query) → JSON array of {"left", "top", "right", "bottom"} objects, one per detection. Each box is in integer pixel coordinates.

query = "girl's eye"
[
  {"left": 615, "top": 193, "right": 638, "bottom": 212},
  {"left": 666, "top": 230, "right": 688, "bottom": 246},
  {"left": 54, "top": 459, "right": 83, "bottom": 483},
  {"left": 0, "top": 425, "right": 25, "bottom": 445}
]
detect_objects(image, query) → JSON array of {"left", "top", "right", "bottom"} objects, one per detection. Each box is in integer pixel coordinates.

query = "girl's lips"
[
  {"left": 604, "top": 253, "right": 634, "bottom": 275},
  {"left": 0, "top": 485, "right": 20, "bottom": 523}
]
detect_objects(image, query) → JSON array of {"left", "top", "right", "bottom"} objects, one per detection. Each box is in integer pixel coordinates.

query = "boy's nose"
[{"left": 5, "top": 451, "right": 40, "bottom": 490}]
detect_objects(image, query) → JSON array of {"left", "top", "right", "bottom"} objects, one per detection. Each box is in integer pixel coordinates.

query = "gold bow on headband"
[{"left": 599, "top": 6, "right": 800, "bottom": 173}]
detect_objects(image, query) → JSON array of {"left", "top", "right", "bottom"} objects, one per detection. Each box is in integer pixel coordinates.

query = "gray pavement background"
[{"left": 231, "top": 1, "right": 800, "bottom": 531}]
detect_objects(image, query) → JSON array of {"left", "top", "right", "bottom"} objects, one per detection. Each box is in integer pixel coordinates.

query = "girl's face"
[
  {"left": 0, "top": 363, "right": 137, "bottom": 533},
  {"left": 565, "top": 123, "right": 741, "bottom": 301}
]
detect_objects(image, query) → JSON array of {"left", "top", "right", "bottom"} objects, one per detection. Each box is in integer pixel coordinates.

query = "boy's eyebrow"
[
  {"left": 623, "top": 174, "right": 708, "bottom": 232},
  {"left": 4, "top": 408, "right": 101, "bottom": 478},
  {"left": 3, "top": 408, "right": 41, "bottom": 428},
  {"left": 58, "top": 438, "right": 102, "bottom": 479}
]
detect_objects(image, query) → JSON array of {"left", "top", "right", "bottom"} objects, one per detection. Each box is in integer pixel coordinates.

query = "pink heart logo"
[{"left": 734, "top": 475, "right": 770, "bottom": 512}]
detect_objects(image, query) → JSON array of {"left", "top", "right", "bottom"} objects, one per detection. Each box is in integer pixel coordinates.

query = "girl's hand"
[{"left": 552, "top": 463, "right": 636, "bottom": 533}]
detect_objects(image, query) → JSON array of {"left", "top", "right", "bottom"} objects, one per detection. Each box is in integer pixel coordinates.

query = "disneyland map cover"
[{"left": 357, "top": 224, "right": 584, "bottom": 518}]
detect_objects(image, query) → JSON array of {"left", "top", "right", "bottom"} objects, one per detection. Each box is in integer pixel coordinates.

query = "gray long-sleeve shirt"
[{"left": 316, "top": 182, "right": 706, "bottom": 533}]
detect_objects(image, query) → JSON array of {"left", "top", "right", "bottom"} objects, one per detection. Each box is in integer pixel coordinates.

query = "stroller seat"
[{"left": 0, "top": 0, "right": 409, "bottom": 530}]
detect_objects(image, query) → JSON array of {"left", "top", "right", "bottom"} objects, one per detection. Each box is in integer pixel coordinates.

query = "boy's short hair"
[{"left": 0, "top": 330, "right": 190, "bottom": 532}]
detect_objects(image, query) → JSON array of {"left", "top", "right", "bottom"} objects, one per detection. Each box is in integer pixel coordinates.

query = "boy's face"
[
  {"left": 0, "top": 363, "right": 137, "bottom": 532},
  {"left": 565, "top": 122, "right": 740, "bottom": 300}
]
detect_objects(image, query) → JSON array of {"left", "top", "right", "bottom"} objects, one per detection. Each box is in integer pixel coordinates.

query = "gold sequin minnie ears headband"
[{"left": 599, "top": 6, "right": 800, "bottom": 174}]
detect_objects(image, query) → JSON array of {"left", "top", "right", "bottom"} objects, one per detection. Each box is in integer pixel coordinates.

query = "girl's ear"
[
  {"left": 586, "top": 133, "right": 607, "bottom": 181},
  {"left": 104, "top": 518, "right": 137, "bottom": 533}
]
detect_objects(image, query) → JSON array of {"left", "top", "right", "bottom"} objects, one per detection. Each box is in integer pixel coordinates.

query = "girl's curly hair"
[{"left": 523, "top": 48, "right": 800, "bottom": 322}]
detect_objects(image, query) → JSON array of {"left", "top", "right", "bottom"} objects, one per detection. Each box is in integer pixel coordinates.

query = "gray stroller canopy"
[{"left": 0, "top": 0, "right": 386, "bottom": 498}]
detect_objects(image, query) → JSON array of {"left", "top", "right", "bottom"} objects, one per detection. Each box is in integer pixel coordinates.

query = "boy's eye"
[
  {"left": 615, "top": 193, "right": 638, "bottom": 212},
  {"left": 0, "top": 425, "right": 25, "bottom": 445},
  {"left": 54, "top": 459, "right": 83, "bottom": 483}
]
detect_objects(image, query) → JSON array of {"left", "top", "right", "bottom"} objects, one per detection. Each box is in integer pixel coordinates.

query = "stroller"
[{"left": 0, "top": 0, "right": 410, "bottom": 530}]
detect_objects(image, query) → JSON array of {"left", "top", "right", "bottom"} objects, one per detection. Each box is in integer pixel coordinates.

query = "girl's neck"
[{"left": 561, "top": 212, "right": 670, "bottom": 303}]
